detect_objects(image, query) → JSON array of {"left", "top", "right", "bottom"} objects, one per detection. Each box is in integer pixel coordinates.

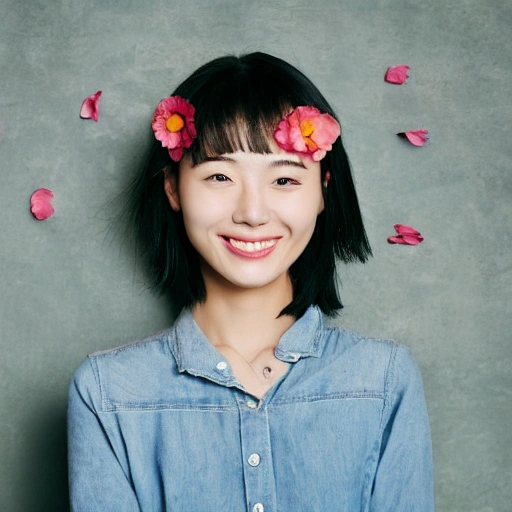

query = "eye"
[
  {"left": 274, "top": 177, "right": 299, "bottom": 186},
  {"left": 207, "top": 174, "right": 230, "bottom": 182}
]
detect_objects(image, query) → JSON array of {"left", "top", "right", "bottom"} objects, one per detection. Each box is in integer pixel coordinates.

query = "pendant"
[{"left": 262, "top": 366, "right": 272, "bottom": 379}]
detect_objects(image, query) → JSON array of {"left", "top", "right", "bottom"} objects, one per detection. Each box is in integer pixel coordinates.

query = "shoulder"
[
  {"left": 70, "top": 327, "right": 179, "bottom": 409},
  {"left": 318, "top": 322, "right": 422, "bottom": 393}
]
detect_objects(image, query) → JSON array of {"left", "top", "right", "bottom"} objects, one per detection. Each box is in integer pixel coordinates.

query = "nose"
[{"left": 232, "top": 183, "right": 270, "bottom": 226}]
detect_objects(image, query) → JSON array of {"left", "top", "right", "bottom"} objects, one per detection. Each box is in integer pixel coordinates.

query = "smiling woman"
[
  {"left": 68, "top": 53, "right": 434, "bottom": 511},
  {"left": 165, "top": 150, "right": 324, "bottom": 294}
]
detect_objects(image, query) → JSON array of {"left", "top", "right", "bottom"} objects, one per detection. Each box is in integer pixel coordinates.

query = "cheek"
[
  {"left": 281, "top": 202, "right": 321, "bottom": 241},
  {"left": 180, "top": 194, "right": 230, "bottom": 239}
]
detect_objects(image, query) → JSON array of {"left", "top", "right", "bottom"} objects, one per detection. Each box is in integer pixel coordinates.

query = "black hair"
[{"left": 126, "top": 52, "right": 372, "bottom": 318}]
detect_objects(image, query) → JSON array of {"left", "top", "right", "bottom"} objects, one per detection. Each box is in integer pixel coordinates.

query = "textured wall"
[{"left": 1, "top": 0, "right": 511, "bottom": 510}]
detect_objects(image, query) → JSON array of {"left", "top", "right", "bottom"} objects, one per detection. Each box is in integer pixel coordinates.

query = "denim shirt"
[{"left": 68, "top": 306, "right": 434, "bottom": 511}]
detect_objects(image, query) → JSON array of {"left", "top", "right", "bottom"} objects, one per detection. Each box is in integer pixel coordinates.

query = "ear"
[
  {"left": 164, "top": 171, "right": 181, "bottom": 212},
  {"left": 318, "top": 170, "right": 330, "bottom": 214}
]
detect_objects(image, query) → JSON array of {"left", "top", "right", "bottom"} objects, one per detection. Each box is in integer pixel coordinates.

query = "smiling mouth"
[{"left": 227, "top": 238, "right": 277, "bottom": 253}]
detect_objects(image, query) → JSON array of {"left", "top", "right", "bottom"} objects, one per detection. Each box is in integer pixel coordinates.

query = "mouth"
[
  {"left": 221, "top": 236, "right": 279, "bottom": 258},
  {"left": 228, "top": 237, "right": 277, "bottom": 252}
]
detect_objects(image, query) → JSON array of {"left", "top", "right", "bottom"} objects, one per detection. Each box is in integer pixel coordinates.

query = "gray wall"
[{"left": 1, "top": 0, "right": 510, "bottom": 510}]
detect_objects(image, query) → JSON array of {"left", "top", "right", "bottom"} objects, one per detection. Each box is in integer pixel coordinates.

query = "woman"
[{"left": 68, "top": 52, "right": 434, "bottom": 511}]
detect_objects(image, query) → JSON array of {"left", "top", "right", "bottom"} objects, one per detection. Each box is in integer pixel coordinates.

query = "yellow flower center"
[
  {"left": 300, "top": 120, "right": 315, "bottom": 138},
  {"left": 166, "top": 113, "right": 185, "bottom": 133},
  {"left": 300, "top": 120, "right": 317, "bottom": 150}
]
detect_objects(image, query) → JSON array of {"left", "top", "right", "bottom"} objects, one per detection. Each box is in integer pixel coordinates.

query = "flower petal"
[
  {"left": 30, "top": 188, "right": 54, "bottom": 220},
  {"left": 394, "top": 223, "right": 421, "bottom": 236},
  {"left": 401, "top": 234, "right": 424, "bottom": 245},
  {"left": 387, "top": 235, "right": 407, "bottom": 244},
  {"left": 169, "top": 146, "right": 184, "bottom": 162},
  {"left": 388, "top": 224, "right": 424, "bottom": 245},
  {"left": 80, "top": 91, "right": 102, "bottom": 122},
  {"left": 384, "top": 65, "right": 410, "bottom": 84},
  {"left": 398, "top": 129, "right": 429, "bottom": 146}
]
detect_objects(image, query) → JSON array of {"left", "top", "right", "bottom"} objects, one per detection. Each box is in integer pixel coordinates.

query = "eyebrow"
[
  {"left": 193, "top": 155, "right": 306, "bottom": 169},
  {"left": 192, "top": 155, "right": 236, "bottom": 168},
  {"left": 268, "top": 159, "right": 307, "bottom": 169}
]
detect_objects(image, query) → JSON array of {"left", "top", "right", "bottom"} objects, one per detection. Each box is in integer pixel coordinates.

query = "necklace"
[{"left": 228, "top": 346, "right": 273, "bottom": 380}]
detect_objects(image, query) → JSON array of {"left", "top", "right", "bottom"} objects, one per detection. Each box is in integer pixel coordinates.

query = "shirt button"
[
  {"left": 248, "top": 453, "right": 261, "bottom": 467},
  {"left": 216, "top": 362, "right": 227, "bottom": 370},
  {"left": 247, "top": 400, "right": 257, "bottom": 409},
  {"left": 253, "top": 504, "right": 264, "bottom": 512}
]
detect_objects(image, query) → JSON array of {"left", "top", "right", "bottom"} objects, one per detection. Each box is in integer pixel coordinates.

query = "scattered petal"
[
  {"left": 387, "top": 235, "right": 407, "bottom": 244},
  {"left": 384, "top": 65, "right": 410, "bottom": 84},
  {"left": 80, "top": 90, "right": 102, "bottom": 121},
  {"left": 387, "top": 224, "right": 424, "bottom": 245},
  {"left": 394, "top": 223, "right": 421, "bottom": 236},
  {"left": 152, "top": 96, "right": 196, "bottom": 162},
  {"left": 402, "top": 234, "right": 424, "bottom": 245},
  {"left": 30, "top": 188, "right": 54, "bottom": 220},
  {"left": 398, "top": 129, "right": 429, "bottom": 146},
  {"left": 274, "top": 106, "right": 340, "bottom": 161}
]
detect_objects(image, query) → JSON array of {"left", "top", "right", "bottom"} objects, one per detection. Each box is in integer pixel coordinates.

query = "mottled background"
[{"left": 1, "top": 0, "right": 511, "bottom": 510}]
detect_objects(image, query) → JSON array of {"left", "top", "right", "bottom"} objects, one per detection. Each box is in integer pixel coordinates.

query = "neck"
[{"left": 192, "top": 271, "right": 295, "bottom": 358}]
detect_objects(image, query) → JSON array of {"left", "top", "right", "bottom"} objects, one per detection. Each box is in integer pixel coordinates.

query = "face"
[{"left": 164, "top": 146, "right": 324, "bottom": 293}]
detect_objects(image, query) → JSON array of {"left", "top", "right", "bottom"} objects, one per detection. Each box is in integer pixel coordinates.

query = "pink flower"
[
  {"left": 152, "top": 96, "right": 196, "bottom": 162},
  {"left": 274, "top": 106, "right": 341, "bottom": 162},
  {"left": 30, "top": 188, "right": 54, "bottom": 220},
  {"left": 398, "top": 129, "right": 429, "bottom": 147},
  {"left": 80, "top": 91, "right": 102, "bottom": 122},
  {"left": 387, "top": 224, "right": 424, "bottom": 245},
  {"left": 384, "top": 65, "right": 410, "bottom": 85}
]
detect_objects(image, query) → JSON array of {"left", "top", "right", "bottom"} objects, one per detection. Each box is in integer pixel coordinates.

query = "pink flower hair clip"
[
  {"left": 152, "top": 96, "right": 197, "bottom": 162},
  {"left": 274, "top": 106, "right": 341, "bottom": 162}
]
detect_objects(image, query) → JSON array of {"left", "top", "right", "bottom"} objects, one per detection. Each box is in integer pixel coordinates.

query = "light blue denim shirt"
[{"left": 68, "top": 306, "right": 434, "bottom": 511}]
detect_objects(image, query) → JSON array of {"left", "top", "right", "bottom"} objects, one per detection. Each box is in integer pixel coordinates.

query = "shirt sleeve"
[
  {"left": 369, "top": 344, "right": 434, "bottom": 511},
  {"left": 68, "top": 358, "right": 141, "bottom": 512}
]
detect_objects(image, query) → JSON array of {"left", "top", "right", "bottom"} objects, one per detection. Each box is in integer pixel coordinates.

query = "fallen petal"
[
  {"left": 388, "top": 223, "right": 424, "bottom": 245},
  {"left": 394, "top": 223, "right": 421, "bottom": 236},
  {"left": 80, "top": 90, "right": 102, "bottom": 121},
  {"left": 398, "top": 129, "right": 429, "bottom": 146},
  {"left": 387, "top": 235, "right": 407, "bottom": 244},
  {"left": 401, "top": 234, "right": 424, "bottom": 245},
  {"left": 30, "top": 188, "right": 54, "bottom": 220},
  {"left": 385, "top": 65, "right": 410, "bottom": 84}
]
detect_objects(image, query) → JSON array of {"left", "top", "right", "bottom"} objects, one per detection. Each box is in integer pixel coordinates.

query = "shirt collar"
[{"left": 169, "top": 305, "right": 325, "bottom": 385}]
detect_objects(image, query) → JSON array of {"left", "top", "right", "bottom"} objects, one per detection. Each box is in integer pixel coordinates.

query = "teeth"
[{"left": 229, "top": 238, "right": 276, "bottom": 252}]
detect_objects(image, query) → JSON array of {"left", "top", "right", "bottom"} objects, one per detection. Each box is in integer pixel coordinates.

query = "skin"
[{"left": 164, "top": 145, "right": 324, "bottom": 398}]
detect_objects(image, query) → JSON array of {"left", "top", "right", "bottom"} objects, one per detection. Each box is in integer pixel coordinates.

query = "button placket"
[{"left": 238, "top": 396, "right": 277, "bottom": 512}]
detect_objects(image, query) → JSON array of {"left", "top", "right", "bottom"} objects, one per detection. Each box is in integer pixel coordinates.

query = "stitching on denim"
[
  {"left": 101, "top": 402, "right": 238, "bottom": 413},
  {"left": 269, "top": 392, "right": 385, "bottom": 406}
]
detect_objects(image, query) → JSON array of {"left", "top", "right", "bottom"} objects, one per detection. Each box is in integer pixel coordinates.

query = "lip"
[{"left": 220, "top": 235, "right": 280, "bottom": 259}]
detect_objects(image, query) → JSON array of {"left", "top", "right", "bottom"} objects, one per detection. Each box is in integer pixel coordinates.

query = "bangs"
[
  {"left": 189, "top": 109, "right": 288, "bottom": 165},
  {"left": 173, "top": 55, "right": 294, "bottom": 165}
]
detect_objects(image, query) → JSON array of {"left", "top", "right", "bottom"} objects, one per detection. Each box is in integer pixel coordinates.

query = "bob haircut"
[{"left": 126, "top": 52, "right": 372, "bottom": 318}]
